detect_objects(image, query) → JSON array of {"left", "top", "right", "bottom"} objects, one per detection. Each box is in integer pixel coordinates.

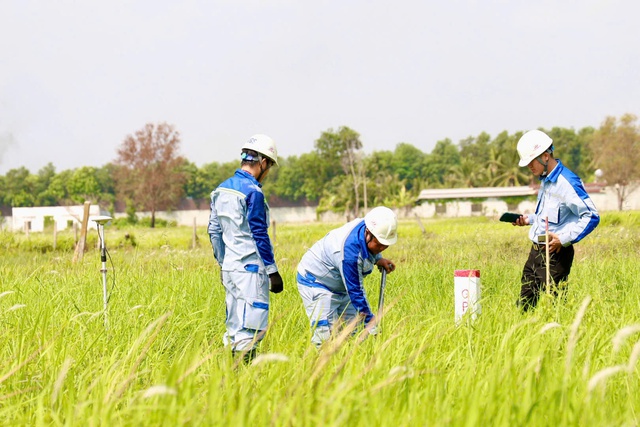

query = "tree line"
[{"left": 1, "top": 114, "right": 638, "bottom": 226}]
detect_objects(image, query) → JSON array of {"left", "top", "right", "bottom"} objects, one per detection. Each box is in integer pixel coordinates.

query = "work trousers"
[
  {"left": 519, "top": 244, "right": 574, "bottom": 311},
  {"left": 222, "top": 270, "right": 270, "bottom": 351},
  {"left": 297, "top": 283, "right": 358, "bottom": 347}
]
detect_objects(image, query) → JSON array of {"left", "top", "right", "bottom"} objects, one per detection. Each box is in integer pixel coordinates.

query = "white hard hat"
[
  {"left": 517, "top": 130, "right": 553, "bottom": 167},
  {"left": 242, "top": 134, "right": 279, "bottom": 166},
  {"left": 364, "top": 206, "right": 398, "bottom": 245}
]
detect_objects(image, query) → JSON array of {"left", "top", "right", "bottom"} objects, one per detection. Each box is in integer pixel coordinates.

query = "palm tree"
[
  {"left": 446, "top": 158, "right": 484, "bottom": 188},
  {"left": 487, "top": 148, "right": 529, "bottom": 186}
]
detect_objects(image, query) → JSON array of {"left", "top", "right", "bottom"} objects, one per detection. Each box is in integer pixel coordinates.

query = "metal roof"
[
  {"left": 416, "top": 183, "right": 604, "bottom": 202},
  {"left": 417, "top": 186, "right": 536, "bottom": 201}
]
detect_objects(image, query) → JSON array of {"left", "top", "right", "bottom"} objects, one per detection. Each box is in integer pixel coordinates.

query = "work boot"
[{"left": 232, "top": 348, "right": 257, "bottom": 364}]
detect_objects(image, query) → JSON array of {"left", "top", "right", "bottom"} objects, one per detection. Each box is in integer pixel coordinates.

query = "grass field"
[{"left": 1, "top": 212, "right": 639, "bottom": 426}]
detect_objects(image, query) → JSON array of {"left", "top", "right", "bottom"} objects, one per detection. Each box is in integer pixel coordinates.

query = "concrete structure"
[
  {"left": 10, "top": 205, "right": 112, "bottom": 232},
  {"left": 115, "top": 205, "right": 345, "bottom": 227}
]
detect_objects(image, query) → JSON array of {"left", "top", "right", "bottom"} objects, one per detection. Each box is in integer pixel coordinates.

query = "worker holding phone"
[{"left": 510, "top": 130, "right": 600, "bottom": 311}]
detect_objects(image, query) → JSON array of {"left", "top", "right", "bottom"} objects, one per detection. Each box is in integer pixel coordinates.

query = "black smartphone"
[{"left": 499, "top": 212, "right": 521, "bottom": 223}]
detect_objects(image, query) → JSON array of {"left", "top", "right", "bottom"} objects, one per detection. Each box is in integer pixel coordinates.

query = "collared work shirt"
[
  {"left": 527, "top": 159, "right": 600, "bottom": 246},
  {"left": 208, "top": 169, "right": 277, "bottom": 275},
  {"left": 297, "top": 219, "right": 381, "bottom": 323}
]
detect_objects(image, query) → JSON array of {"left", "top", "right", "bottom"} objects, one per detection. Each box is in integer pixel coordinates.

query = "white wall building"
[
  {"left": 414, "top": 183, "right": 640, "bottom": 218},
  {"left": 10, "top": 205, "right": 111, "bottom": 232}
]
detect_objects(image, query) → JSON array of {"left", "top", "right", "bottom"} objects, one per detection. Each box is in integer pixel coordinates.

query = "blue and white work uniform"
[
  {"left": 296, "top": 218, "right": 381, "bottom": 346},
  {"left": 526, "top": 159, "right": 599, "bottom": 246},
  {"left": 208, "top": 169, "right": 278, "bottom": 351},
  {"left": 519, "top": 159, "right": 600, "bottom": 309}
]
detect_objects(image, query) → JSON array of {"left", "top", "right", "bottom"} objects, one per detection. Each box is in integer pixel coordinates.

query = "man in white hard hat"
[
  {"left": 208, "top": 134, "right": 283, "bottom": 362},
  {"left": 511, "top": 129, "right": 600, "bottom": 310},
  {"left": 296, "top": 206, "right": 397, "bottom": 346}
]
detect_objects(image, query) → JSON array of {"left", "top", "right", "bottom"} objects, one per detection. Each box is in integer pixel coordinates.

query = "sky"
[{"left": 1, "top": 0, "right": 639, "bottom": 174}]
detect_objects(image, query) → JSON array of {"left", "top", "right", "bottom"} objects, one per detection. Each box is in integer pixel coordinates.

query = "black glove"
[{"left": 269, "top": 272, "right": 284, "bottom": 294}]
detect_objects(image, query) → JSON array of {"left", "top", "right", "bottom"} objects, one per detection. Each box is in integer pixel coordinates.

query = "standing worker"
[
  {"left": 296, "top": 206, "right": 398, "bottom": 347},
  {"left": 208, "top": 134, "right": 284, "bottom": 362},
  {"left": 512, "top": 129, "right": 600, "bottom": 310}
]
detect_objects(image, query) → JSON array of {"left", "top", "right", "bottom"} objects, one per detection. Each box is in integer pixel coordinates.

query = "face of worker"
[
  {"left": 366, "top": 231, "right": 389, "bottom": 255},
  {"left": 256, "top": 158, "right": 274, "bottom": 182},
  {"left": 527, "top": 153, "right": 549, "bottom": 177}
]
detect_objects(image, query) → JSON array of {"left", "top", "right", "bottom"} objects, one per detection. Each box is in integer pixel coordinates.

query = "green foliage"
[
  {"left": 0, "top": 213, "right": 638, "bottom": 425},
  {"left": 458, "top": 131, "right": 491, "bottom": 164},
  {"left": 67, "top": 166, "right": 101, "bottom": 203},
  {"left": 125, "top": 201, "right": 138, "bottom": 224},
  {"left": 2, "top": 166, "right": 36, "bottom": 206},
  {"left": 389, "top": 143, "right": 427, "bottom": 188},
  {"left": 423, "top": 138, "right": 461, "bottom": 185},
  {"left": 182, "top": 160, "right": 213, "bottom": 200},
  {"left": 597, "top": 210, "right": 640, "bottom": 227},
  {"left": 197, "top": 160, "right": 238, "bottom": 199},
  {"left": 546, "top": 126, "right": 594, "bottom": 177},
  {"left": 113, "top": 231, "right": 138, "bottom": 248},
  {"left": 272, "top": 153, "right": 325, "bottom": 201},
  {"left": 45, "top": 169, "right": 72, "bottom": 204},
  {"left": 138, "top": 216, "right": 177, "bottom": 228},
  {"left": 311, "top": 126, "right": 367, "bottom": 216},
  {"left": 0, "top": 229, "right": 83, "bottom": 252},
  {"left": 112, "top": 217, "right": 134, "bottom": 228},
  {"left": 34, "top": 163, "right": 58, "bottom": 205},
  {"left": 1, "top": 116, "right": 633, "bottom": 219}
]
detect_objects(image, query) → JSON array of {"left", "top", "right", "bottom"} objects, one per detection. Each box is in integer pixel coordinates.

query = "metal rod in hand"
[
  {"left": 545, "top": 216, "right": 551, "bottom": 295},
  {"left": 98, "top": 222, "right": 109, "bottom": 329},
  {"left": 378, "top": 269, "right": 387, "bottom": 316}
]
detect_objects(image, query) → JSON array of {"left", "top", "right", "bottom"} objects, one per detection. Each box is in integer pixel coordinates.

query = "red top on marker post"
[{"left": 454, "top": 270, "right": 480, "bottom": 278}]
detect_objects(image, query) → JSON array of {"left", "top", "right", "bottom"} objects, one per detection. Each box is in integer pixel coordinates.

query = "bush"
[
  {"left": 114, "top": 232, "right": 137, "bottom": 248},
  {"left": 138, "top": 217, "right": 177, "bottom": 228},
  {"left": 599, "top": 211, "right": 640, "bottom": 227},
  {"left": 112, "top": 217, "right": 135, "bottom": 228}
]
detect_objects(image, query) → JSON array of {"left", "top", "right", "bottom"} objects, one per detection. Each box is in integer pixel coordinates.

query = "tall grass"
[{"left": 0, "top": 213, "right": 639, "bottom": 425}]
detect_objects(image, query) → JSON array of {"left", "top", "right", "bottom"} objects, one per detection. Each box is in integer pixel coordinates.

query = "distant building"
[
  {"left": 1, "top": 182, "right": 636, "bottom": 231},
  {"left": 414, "top": 183, "right": 621, "bottom": 218},
  {"left": 417, "top": 185, "right": 538, "bottom": 201},
  {"left": 10, "top": 205, "right": 112, "bottom": 232}
]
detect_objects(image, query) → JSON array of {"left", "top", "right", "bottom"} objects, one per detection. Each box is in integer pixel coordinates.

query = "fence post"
[
  {"left": 192, "top": 217, "right": 198, "bottom": 249},
  {"left": 73, "top": 201, "right": 91, "bottom": 263},
  {"left": 53, "top": 220, "right": 57, "bottom": 250},
  {"left": 414, "top": 213, "right": 427, "bottom": 236}
]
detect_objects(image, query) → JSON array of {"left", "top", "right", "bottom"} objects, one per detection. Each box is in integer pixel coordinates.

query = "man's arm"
[
  {"left": 559, "top": 187, "right": 600, "bottom": 245},
  {"left": 340, "top": 245, "right": 373, "bottom": 323},
  {"left": 246, "top": 191, "right": 278, "bottom": 275},
  {"left": 207, "top": 192, "right": 224, "bottom": 266}
]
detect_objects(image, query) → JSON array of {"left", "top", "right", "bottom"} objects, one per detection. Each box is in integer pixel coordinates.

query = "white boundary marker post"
[{"left": 454, "top": 269, "right": 481, "bottom": 323}]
